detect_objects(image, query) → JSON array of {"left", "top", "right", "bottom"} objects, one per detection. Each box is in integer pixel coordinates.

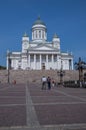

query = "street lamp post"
[
  {"left": 7, "top": 51, "right": 11, "bottom": 83},
  {"left": 26, "top": 49, "right": 29, "bottom": 70},
  {"left": 57, "top": 60, "right": 65, "bottom": 85}
]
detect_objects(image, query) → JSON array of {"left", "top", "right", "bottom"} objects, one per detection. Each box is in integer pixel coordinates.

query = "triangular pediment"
[
  {"left": 35, "top": 46, "right": 53, "bottom": 50},
  {"left": 31, "top": 44, "right": 57, "bottom": 51}
]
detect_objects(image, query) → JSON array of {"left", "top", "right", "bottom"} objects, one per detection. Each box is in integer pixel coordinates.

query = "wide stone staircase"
[{"left": 0, "top": 70, "right": 82, "bottom": 84}]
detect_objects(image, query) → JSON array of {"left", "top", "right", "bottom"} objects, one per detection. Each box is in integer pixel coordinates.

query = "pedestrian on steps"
[
  {"left": 41, "top": 76, "right": 47, "bottom": 90},
  {"left": 47, "top": 76, "right": 51, "bottom": 90}
]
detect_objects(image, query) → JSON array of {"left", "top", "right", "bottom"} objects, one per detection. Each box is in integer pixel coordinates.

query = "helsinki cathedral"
[{"left": 7, "top": 17, "right": 73, "bottom": 70}]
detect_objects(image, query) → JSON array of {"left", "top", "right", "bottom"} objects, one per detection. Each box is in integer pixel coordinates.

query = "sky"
[{"left": 0, "top": 0, "right": 86, "bottom": 66}]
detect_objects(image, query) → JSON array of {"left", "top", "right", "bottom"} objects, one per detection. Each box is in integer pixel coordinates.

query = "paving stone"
[{"left": 0, "top": 83, "right": 86, "bottom": 130}]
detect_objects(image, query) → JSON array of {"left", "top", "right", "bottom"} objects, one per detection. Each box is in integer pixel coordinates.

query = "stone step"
[{"left": 0, "top": 70, "right": 84, "bottom": 84}]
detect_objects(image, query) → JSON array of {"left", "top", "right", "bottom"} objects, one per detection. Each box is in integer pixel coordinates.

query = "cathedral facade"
[{"left": 7, "top": 17, "right": 73, "bottom": 70}]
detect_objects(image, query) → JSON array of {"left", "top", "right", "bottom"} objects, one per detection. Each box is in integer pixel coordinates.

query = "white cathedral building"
[{"left": 7, "top": 17, "right": 73, "bottom": 70}]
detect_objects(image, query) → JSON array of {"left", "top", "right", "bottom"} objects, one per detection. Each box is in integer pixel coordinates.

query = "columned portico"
[{"left": 20, "top": 53, "right": 74, "bottom": 70}]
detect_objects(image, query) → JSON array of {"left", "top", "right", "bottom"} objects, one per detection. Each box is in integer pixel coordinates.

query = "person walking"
[
  {"left": 41, "top": 76, "right": 47, "bottom": 90},
  {"left": 47, "top": 76, "right": 51, "bottom": 90},
  {"left": 52, "top": 78, "right": 55, "bottom": 87}
]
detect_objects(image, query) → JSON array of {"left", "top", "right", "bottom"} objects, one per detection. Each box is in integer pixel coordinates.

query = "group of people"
[{"left": 41, "top": 76, "right": 55, "bottom": 90}]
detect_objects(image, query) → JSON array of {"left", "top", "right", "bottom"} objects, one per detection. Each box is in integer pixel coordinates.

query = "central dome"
[
  {"left": 33, "top": 16, "right": 46, "bottom": 26},
  {"left": 32, "top": 16, "right": 47, "bottom": 42}
]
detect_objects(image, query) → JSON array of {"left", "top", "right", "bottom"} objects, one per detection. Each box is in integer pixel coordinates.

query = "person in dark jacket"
[{"left": 47, "top": 76, "right": 51, "bottom": 90}]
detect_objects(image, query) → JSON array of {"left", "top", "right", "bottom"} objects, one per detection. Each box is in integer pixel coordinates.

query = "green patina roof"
[
  {"left": 33, "top": 16, "right": 46, "bottom": 26},
  {"left": 23, "top": 32, "right": 28, "bottom": 37},
  {"left": 53, "top": 33, "right": 59, "bottom": 38}
]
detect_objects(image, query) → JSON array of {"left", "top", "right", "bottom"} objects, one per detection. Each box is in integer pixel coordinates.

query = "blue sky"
[{"left": 0, "top": 0, "right": 86, "bottom": 66}]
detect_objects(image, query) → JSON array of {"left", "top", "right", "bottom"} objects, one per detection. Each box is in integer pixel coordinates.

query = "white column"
[
  {"left": 71, "top": 59, "right": 73, "bottom": 70},
  {"left": 52, "top": 54, "right": 54, "bottom": 69},
  {"left": 29, "top": 54, "right": 30, "bottom": 69},
  {"left": 46, "top": 54, "right": 48, "bottom": 69},
  {"left": 40, "top": 54, "right": 42, "bottom": 70},
  {"left": 57, "top": 55, "right": 58, "bottom": 70},
  {"left": 34, "top": 54, "right": 36, "bottom": 70}
]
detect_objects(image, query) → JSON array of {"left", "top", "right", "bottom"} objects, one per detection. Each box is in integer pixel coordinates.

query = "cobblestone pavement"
[{"left": 0, "top": 83, "right": 86, "bottom": 130}]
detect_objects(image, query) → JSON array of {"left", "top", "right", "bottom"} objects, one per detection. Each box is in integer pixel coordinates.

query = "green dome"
[
  {"left": 33, "top": 16, "right": 46, "bottom": 26},
  {"left": 23, "top": 32, "right": 28, "bottom": 37},
  {"left": 53, "top": 33, "right": 58, "bottom": 38}
]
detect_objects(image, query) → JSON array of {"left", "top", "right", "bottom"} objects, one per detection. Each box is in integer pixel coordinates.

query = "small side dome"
[
  {"left": 52, "top": 33, "right": 60, "bottom": 43},
  {"left": 33, "top": 16, "right": 46, "bottom": 26},
  {"left": 53, "top": 33, "right": 59, "bottom": 38},
  {"left": 23, "top": 32, "right": 28, "bottom": 37},
  {"left": 22, "top": 32, "right": 29, "bottom": 42}
]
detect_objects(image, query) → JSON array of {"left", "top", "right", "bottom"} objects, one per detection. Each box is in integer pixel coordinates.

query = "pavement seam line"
[
  {"left": 26, "top": 82, "right": 40, "bottom": 127},
  {"left": 53, "top": 89, "right": 86, "bottom": 102}
]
